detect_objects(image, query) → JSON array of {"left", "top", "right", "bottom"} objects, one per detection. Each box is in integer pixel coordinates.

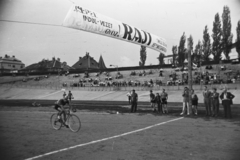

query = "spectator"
[
  {"left": 150, "top": 90, "right": 156, "bottom": 112},
  {"left": 220, "top": 88, "right": 235, "bottom": 118},
  {"left": 155, "top": 93, "right": 162, "bottom": 113},
  {"left": 161, "top": 89, "right": 168, "bottom": 114},
  {"left": 126, "top": 91, "right": 132, "bottom": 104},
  {"left": 211, "top": 88, "right": 220, "bottom": 117},
  {"left": 131, "top": 89, "right": 138, "bottom": 113},
  {"left": 191, "top": 89, "right": 198, "bottom": 115},
  {"left": 149, "top": 79, "right": 153, "bottom": 86},
  {"left": 68, "top": 91, "right": 74, "bottom": 102},
  {"left": 63, "top": 91, "right": 66, "bottom": 99},
  {"left": 203, "top": 86, "right": 212, "bottom": 116},
  {"left": 180, "top": 87, "right": 190, "bottom": 115}
]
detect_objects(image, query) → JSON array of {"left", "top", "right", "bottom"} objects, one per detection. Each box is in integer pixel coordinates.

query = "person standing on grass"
[
  {"left": 211, "top": 88, "right": 220, "bottom": 117},
  {"left": 150, "top": 90, "right": 156, "bottom": 112},
  {"left": 126, "top": 91, "right": 132, "bottom": 104},
  {"left": 68, "top": 91, "right": 73, "bottom": 102},
  {"left": 220, "top": 88, "right": 235, "bottom": 118},
  {"left": 180, "top": 87, "right": 190, "bottom": 115},
  {"left": 155, "top": 93, "right": 162, "bottom": 113},
  {"left": 191, "top": 89, "right": 198, "bottom": 115},
  {"left": 203, "top": 86, "right": 212, "bottom": 116},
  {"left": 131, "top": 89, "right": 138, "bottom": 113},
  {"left": 161, "top": 89, "right": 168, "bottom": 114},
  {"left": 63, "top": 91, "right": 66, "bottom": 99}
]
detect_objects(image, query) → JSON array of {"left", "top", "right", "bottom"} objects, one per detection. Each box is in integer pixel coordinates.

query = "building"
[
  {"left": 0, "top": 55, "right": 25, "bottom": 73},
  {"left": 22, "top": 57, "right": 73, "bottom": 72},
  {"left": 164, "top": 55, "right": 173, "bottom": 64},
  {"left": 72, "top": 52, "right": 107, "bottom": 70}
]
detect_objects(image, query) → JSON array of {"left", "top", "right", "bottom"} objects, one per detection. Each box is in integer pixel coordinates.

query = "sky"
[{"left": 0, "top": 0, "right": 240, "bottom": 67}]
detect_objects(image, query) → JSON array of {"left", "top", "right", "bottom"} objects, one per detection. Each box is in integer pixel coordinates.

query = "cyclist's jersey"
[{"left": 56, "top": 99, "right": 69, "bottom": 106}]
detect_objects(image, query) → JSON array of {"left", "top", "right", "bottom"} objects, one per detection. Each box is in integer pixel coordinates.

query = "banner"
[{"left": 63, "top": 5, "right": 167, "bottom": 53}]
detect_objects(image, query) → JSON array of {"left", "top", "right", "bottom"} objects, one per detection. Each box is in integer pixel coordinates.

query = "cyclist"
[{"left": 54, "top": 96, "right": 70, "bottom": 127}]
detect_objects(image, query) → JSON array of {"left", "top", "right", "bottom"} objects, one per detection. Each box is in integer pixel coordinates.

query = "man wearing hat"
[
  {"left": 220, "top": 88, "right": 235, "bottom": 118},
  {"left": 131, "top": 89, "right": 138, "bottom": 113}
]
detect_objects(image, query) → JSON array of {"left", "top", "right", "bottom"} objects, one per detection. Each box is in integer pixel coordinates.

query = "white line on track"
[{"left": 25, "top": 117, "right": 184, "bottom": 160}]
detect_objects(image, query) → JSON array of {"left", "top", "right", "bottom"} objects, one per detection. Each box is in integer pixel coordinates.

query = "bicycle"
[{"left": 50, "top": 106, "right": 81, "bottom": 132}]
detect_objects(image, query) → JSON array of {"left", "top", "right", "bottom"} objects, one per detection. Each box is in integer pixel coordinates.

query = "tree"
[
  {"left": 202, "top": 26, "right": 211, "bottom": 62},
  {"left": 222, "top": 6, "right": 233, "bottom": 60},
  {"left": 172, "top": 45, "right": 178, "bottom": 66},
  {"left": 236, "top": 20, "right": 240, "bottom": 58},
  {"left": 158, "top": 52, "right": 165, "bottom": 65},
  {"left": 139, "top": 46, "right": 147, "bottom": 66},
  {"left": 193, "top": 40, "right": 202, "bottom": 64},
  {"left": 212, "top": 13, "right": 222, "bottom": 61},
  {"left": 178, "top": 32, "right": 186, "bottom": 66}
]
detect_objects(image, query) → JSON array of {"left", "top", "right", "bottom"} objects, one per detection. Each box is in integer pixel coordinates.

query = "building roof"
[
  {"left": 72, "top": 52, "right": 101, "bottom": 69},
  {"left": 23, "top": 57, "right": 71, "bottom": 71},
  {"left": 0, "top": 55, "right": 24, "bottom": 65},
  {"left": 98, "top": 55, "right": 106, "bottom": 69}
]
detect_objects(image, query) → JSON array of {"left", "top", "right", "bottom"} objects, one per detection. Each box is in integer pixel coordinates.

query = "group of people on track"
[
  {"left": 127, "top": 87, "right": 235, "bottom": 118},
  {"left": 127, "top": 89, "right": 169, "bottom": 113},
  {"left": 180, "top": 86, "right": 235, "bottom": 118}
]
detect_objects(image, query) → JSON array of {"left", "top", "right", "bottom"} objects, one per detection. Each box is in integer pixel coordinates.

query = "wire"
[
  {"left": 0, "top": 19, "right": 62, "bottom": 27},
  {"left": 0, "top": 19, "right": 184, "bottom": 41}
]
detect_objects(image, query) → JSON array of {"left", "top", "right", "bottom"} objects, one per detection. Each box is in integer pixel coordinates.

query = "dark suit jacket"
[
  {"left": 220, "top": 92, "right": 235, "bottom": 105},
  {"left": 211, "top": 92, "right": 219, "bottom": 103}
]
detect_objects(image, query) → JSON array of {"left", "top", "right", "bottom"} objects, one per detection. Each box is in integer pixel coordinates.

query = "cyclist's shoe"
[{"left": 65, "top": 125, "right": 69, "bottom": 128}]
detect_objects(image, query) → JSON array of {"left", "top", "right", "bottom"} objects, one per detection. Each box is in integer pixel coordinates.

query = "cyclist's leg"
[
  {"left": 63, "top": 110, "right": 67, "bottom": 122},
  {"left": 54, "top": 104, "right": 61, "bottom": 117}
]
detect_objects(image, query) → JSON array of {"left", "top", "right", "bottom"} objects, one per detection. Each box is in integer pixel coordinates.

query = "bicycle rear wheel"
[
  {"left": 50, "top": 113, "right": 62, "bottom": 130},
  {"left": 67, "top": 114, "right": 81, "bottom": 132}
]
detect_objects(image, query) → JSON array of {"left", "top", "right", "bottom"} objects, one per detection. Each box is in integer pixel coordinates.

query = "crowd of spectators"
[{"left": 61, "top": 66, "right": 240, "bottom": 88}]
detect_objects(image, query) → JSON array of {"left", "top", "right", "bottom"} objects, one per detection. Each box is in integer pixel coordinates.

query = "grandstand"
[{"left": 1, "top": 63, "right": 239, "bottom": 91}]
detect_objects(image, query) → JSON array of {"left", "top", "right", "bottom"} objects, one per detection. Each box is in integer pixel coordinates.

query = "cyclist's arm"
[{"left": 59, "top": 104, "right": 65, "bottom": 111}]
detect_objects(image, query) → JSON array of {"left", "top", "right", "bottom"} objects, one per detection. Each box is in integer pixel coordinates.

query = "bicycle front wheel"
[
  {"left": 50, "top": 113, "right": 62, "bottom": 130},
  {"left": 67, "top": 114, "right": 81, "bottom": 132}
]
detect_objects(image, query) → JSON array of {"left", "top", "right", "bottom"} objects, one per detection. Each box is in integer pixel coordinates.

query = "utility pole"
[{"left": 187, "top": 37, "right": 193, "bottom": 115}]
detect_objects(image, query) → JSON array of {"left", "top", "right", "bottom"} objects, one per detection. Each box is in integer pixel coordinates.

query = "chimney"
[
  {"left": 52, "top": 57, "right": 55, "bottom": 61},
  {"left": 57, "top": 58, "right": 60, "bottom": 62},
  {"left": 79, "top": 57, "right": 82, "bottom": 60},
  {"left": 12, "top": 55, "right": 15, "bottom": 58},
  {"left": 5, "top": 54, "right": 8, "bottom": 58}
]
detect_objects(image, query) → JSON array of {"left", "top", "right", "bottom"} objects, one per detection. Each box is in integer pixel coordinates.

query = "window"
[
  {"left": 13, "top": 65, "right": 15, "bottom": 68},
  {"left": 21, "top": 65, "right": 24, "bottom": 68}
]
